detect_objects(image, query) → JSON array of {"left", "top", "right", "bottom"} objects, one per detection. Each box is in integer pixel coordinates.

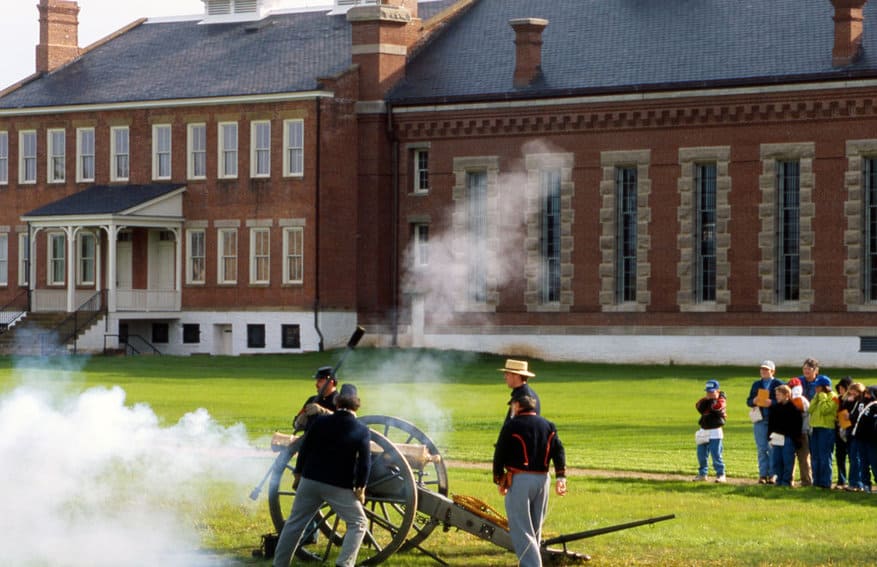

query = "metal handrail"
[
  {"left": 0, "top": 289, "right": 31, "bottom": 334},
  {"left": 44, "top": 290, "right": 107, "bottom": 354},
  {"left": 103, "top": 333, "right": 162, "bottom": 356}
]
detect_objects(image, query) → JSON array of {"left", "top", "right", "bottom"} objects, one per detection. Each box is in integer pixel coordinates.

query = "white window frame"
[
  {"left": 110, "top": 126, "right": 130, "bottom": 182},
  {"left": 218, "top": 122, "right": 238, "bottom": 179},
  {"left": 77, "top": 232, "right": 95, "bottom": 286},
  {"left": 18, "top": 233, "right": 29, "bottom": 286},
  {"left": 0, "top": 131, "right": 8, "bottom": 185},
  {"left": 217, "top": 228, "right": 237, "bottom": 284},
  {"left": 19, "top": 130, "right": 37, "bottom": 184},
  {"left": 250, "top": 227, "right": 270, "bottom": 284},
  {"left": 413, "top": 148, "right": 429, "bottom": 194},
  {"left": 0, "top": 234, "right": 8, "bottom": 286},
  {"left": 413, "top": 223, "right": 428, "bottom": 267},
  {"left": 47, "top": 128, "right": 66, "bottom": 183},
  {"left": 187, "top": 123, "right": 207, "bottom": 180},
  {"left": 282, "top": 119, "right": 304, "bottom": 177},
  {"left": 186, "top": 229, "right": 206, "bottom": 285},
  {"left": 76, "top": 128, "right": 95, "bottom": 183},
  {"left": 282, "top": 227, "right": 304, "bottom": 284},
  {"left": 48, "top": 232, "right": 65, "bottom": 286},
  {"left": 250, "top": 120, "right": 271, "bottom": 178},
  {"left": 152, "top": 124, "right": 172, "bottom": 180}
]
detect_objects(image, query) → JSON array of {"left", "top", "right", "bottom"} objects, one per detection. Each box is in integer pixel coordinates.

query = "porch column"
[
  {"left": 29, "top": 227, "right": 41, "bottom": 308},
  {"left": 173, "top": 226, "right": 182, "bottom": 311},
  {"left": 105, "top": 224, "right": 117, "bottom": 313},
  {"left": 66, "top": 226, "right": 76, "bottom": 312}
]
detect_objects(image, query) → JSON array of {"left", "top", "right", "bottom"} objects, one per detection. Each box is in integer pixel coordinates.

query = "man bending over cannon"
[
  {"left": 493, "top": 395, "right": 567, "bottom": 567},
  {"left": 273, "top": 383, "right": 370, "bottom": 567}
]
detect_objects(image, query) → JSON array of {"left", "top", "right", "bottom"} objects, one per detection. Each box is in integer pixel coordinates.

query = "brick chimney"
[
  {"left": 36, "top": 0, "right": 81, "bottom": 74},
  {"left": 510, "top": 18, "right": 548, "bottom": 88},
  {"left": 831, "top": 0, "right": 868, "bottom": 67},
  {"left": 347, "top": 0, "right": 418, "bottom": 100}
]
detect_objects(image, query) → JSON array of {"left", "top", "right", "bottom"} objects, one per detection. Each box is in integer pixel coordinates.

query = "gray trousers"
[
  {"left": 504, "top": 471, "right": 550, "bottom": 567},
  {"left": 272, "top": 478, "right": 368, "bottom": 567}
]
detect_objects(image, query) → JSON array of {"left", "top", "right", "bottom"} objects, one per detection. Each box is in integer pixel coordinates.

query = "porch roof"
[{"left": 21, "top": 183, "right": 186, "bottom": 223}]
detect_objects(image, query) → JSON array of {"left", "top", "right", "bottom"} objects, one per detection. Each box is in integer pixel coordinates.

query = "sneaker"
[
  {"left": 758, "top": 476, "right": 768, "bottom": 484},
  {"left": 692, "top": 475, "right": 707, "bottom": 481},
  {"left": 767, "top": 476, "right": 776, "bottom": 485},
  {"left": 715, "top": 475, "right": 727, "bottom": 483}
]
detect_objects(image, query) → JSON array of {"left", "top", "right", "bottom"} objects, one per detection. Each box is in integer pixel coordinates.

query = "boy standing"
[
  {"left": 767, "top": 385, "right": 804, "bottom": 487},
  {"left": 694, "top": 380, "right": 727, "bottom": 483}
]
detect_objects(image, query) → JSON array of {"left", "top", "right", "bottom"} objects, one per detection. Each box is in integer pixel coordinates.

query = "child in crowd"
[
  {"left": 809, "top": 376, "right": 839, "bottom": 488},
  {"left": 843, "top": 383, "right": 867, "bottom": 491},
  {"left": 851, "top": 385, "right": 877, "bottom": 493},
  {"left": 834, "top": 376, "right": 853, "bottom": 489},
  {"left": 694, "top": 379, "right": 727, "bottom": 483},
  {"left": 767, "top": 385, "right": 803, "bottom": 487},
  {"left": 787, "top": 377, "right": 812, "bottom": 486}
]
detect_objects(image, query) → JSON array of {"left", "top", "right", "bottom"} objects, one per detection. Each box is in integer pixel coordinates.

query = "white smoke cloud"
[{"left": 0, "top": 373, "right": 266, "bottom": 567}]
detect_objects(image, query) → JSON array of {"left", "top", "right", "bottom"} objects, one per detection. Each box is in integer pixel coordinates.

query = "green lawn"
[{"left": 1, "top": 350, "right": 875, "bottom": 566}]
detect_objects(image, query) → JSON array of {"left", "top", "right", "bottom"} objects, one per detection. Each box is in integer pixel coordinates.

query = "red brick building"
[{"left": 3, "top": 0, "right": 877, "bottom": 366}]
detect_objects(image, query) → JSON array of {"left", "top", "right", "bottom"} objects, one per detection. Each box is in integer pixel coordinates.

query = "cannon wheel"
[
  {"left": 267, "top": 429, "right": 418, "bottom": 565},
  {"left": 358, "top": 415, "right": 449, "bottom": 552}
]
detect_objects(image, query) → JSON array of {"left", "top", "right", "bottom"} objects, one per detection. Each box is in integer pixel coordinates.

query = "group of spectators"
[{"left": 695, "top": 357, "right": 877, "bottom": 490}]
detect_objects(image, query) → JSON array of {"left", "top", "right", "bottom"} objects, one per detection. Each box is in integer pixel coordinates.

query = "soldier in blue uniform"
[
  {"left": 293, "top": 366, "right": 339, "bottom": 432},
  {"left": 493, "top": 395, "right": 567, "bottom": 567},
  {"left": 273, "top": 383, "right": 371, "bottom": 567}
]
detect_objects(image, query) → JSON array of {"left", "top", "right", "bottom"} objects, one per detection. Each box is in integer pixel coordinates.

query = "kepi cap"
[
  {"left": 313, "top": 366, "right": 336, "bottom": 382},
  {"left": 498, "top": 359, "right": 535, "bottom": 378},
  {"left": 760, "top": 360, "right": 776, "bottom": 371},
  {"left": 339, "top": 383, "right": 358, "bottom": 398}
]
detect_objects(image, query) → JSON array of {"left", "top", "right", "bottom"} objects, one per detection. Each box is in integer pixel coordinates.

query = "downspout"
[
  {"left": 388, "top": 102, "right": 399, "bottom": 346},
  {"left": 313, "top": 98, "right": 325, "bottom": 351}
]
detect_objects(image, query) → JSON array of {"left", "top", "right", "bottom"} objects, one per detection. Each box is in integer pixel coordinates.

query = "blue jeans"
[
  {"left": 810, "top": 427, "right": 835, "bottom": 488},
  {"left": 848, "top": 438, "right": 865, "bottom": 489},
  {"left": 861, "top": 441, "right": 877, "bottom": 492},
  {"left": 697, "top": 438, "right": 725, "bottom": 477},
  {"left": 770, "top": 441, "right": 796, "bottom": 486},
  {"left": 753, "top": 420, "right": 772, "bottom": 478}
]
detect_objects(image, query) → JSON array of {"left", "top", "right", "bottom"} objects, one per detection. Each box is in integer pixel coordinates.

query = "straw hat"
[{"left": 498, "top": 359, "right": 535, "bottom": 378}]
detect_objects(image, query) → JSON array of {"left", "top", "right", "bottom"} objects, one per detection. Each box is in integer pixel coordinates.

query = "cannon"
[{"left": 258, "top": 415, "right": 674, "bottom": 565}]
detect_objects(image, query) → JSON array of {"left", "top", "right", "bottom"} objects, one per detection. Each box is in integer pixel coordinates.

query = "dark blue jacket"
[
  {"left": 746, "top": 378, "right": 784, "bottom": 419},
  {"left": 505, "top": 383, "right": 541, "bottom": 421},
  {"left": 493, "top": 412, "right": 565, "bottom": 482},
  {"left": 295, "top": 409, "right": 371, "bottom": 489}
]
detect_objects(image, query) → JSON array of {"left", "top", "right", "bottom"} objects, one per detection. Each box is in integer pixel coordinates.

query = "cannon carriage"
[{"left": 261, "top": 415, "right": 673, "bottom": 565}]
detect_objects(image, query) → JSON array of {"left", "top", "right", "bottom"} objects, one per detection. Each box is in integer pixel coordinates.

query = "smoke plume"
[{"left": 0, "top": 361, "right": 265, "bottom": 567}]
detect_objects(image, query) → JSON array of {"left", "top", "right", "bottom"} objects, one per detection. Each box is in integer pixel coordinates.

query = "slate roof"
[
  {"left": 23, "top": 184, "right": 185, "bottom": 217},
  {"left": 389, "top": 0, "right": 877, "bottom": 104},
  {"left": 0, "top": 0, "right": 456, "bottom": 109}
]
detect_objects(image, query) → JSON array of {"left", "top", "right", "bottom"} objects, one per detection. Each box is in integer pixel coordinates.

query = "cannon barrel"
[{"left": 541, "top": 514, "right": 676, "bottom": 546}]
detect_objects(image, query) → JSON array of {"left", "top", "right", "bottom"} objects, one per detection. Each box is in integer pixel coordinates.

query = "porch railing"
[
  {"left": 116, "top": 289, "right": 180, "bottom": 311},
  {"left": 0, "top": 290, "right": 30, "bottom": 334},
  {"left": 103, "top": 333, "right": 162, "bottom": 356}
]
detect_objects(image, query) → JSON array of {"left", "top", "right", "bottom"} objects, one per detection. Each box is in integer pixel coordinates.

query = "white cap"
[{"left": 760, "top": 360, "right": 776, "bottom": 371}]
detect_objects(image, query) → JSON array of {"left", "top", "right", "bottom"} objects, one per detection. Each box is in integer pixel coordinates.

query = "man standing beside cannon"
[
  {"left": 493, "top": 395, "right": 567, "bottom": 567},
  {"left": 500, "top": 359, "right": 541, "bottom": 420},
  {"left": 272, "top": 383, "right": 371, "bottom": 567},
  {"left": 293, "top": 366, "right": 339, "bottom": 432}
]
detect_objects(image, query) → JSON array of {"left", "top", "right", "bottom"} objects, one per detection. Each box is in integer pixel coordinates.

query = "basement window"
[
  {"left": 247, "top": 324, "right": 266, "bottom": 348},
  {"left": 281, "top": 324, "right": 300, "bottom": 349},
  {"left": 860, "top": 336, "right": 877, "bottom": 352}
]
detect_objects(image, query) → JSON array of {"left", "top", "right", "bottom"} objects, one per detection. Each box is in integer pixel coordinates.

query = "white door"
[
  {"left": 214, "top": 324, "right": 233, "bottom": 355},
  {"left": 149, "top": 230, "right": 175, "bottom": 290},
  {"left": 116, "top": 240, "right": 132, "bottom": 289}
]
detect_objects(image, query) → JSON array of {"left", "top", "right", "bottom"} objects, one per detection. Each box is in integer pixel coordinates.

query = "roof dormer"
[{"left": 201, "top": 0, "right": 266, "bottom": 22}]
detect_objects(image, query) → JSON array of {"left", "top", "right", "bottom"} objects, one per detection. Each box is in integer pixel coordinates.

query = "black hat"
[{"left": 313, "top": 366, "right": 336, "bottom": 382}]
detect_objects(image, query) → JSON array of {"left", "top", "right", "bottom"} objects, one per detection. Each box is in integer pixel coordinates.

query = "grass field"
[{"left": 1, "top": 350, "right": 875, "bottom": 566}]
